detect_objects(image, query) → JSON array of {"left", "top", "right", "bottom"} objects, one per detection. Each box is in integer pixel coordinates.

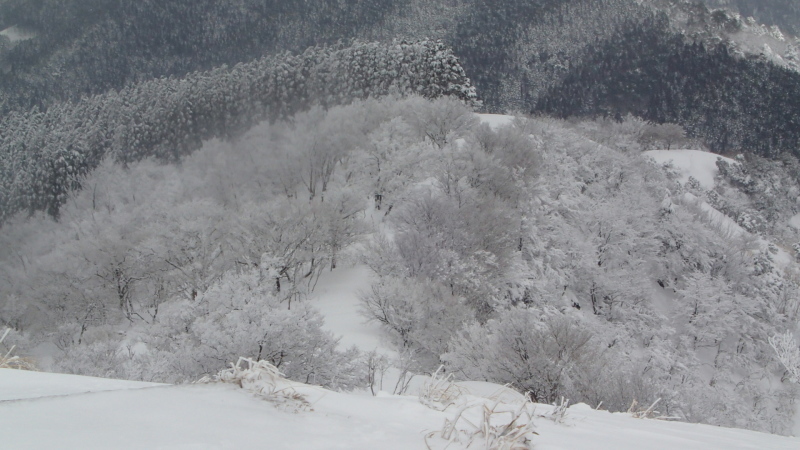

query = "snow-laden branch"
[{"left": 769, "top": 331, "right": 800, "bottom": 382}]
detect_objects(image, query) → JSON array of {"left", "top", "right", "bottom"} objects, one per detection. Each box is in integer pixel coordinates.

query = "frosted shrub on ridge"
[{"left": 199, "top": 357, "right": 311, "bottom": 412}]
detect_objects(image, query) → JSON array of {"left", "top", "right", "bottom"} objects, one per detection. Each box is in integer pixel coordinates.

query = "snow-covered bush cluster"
[{"left": 1, "top": 96, "right": 800, "bottom": 434}]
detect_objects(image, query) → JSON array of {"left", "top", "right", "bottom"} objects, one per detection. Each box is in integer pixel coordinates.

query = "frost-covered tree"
[
  {"left": 359, "top": 276, "right": 472, "bottom": 370},
  {"left": 56, "top": 267, "right": 366, "bottom": 388},
  {"left": 770, "top": 331, "right": 800, "bottom": 382},
  {"left": 444, "top": 307, "right": 606, "bottom": 404}
]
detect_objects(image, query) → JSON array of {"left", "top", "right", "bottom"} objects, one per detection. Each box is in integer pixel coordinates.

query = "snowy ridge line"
[
  {"left": 3, "top": 368, "right": 800, "bottom": 449},
  {"left": 0, "top": 383, "right": 172, "bottom": 404}
]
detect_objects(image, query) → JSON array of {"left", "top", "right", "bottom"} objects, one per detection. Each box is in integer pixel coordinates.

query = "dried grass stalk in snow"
[
  {"left": 0, "top": 328, "right": 37, "bottom": 371},
  {"left": 419, "top": 365, "right": 466, "bottom": 411},
  {"left": 544, "top": 396, "right": 570, "bottom": 424},
  {"left": 198, "top": 357, "right": 311, "bottom": 412},
  {"left": 627, "top": 398, "right": 664, "bottom": 420},
  {"left": 427, "top": 399, "right": 537, "bottom": 449}
]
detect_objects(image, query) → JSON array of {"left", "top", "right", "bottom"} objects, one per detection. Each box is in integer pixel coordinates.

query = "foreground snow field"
[
  {"left": 0, "top": 368, "right": 163, "bottom": 401},
  {"left": 2, "top": 368, "right": 799, "bottom": 449}
]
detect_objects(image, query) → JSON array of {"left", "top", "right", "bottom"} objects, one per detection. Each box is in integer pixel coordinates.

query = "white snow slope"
[
  {"left": 477, "top": 113, "right": 516, "bottom": 130},
  {"left": 311, "top": 265, "right": 384, "bottom": 353},
  {"left": 644, "top": 149, "right": 736, "bottom": 190},
  {"left": 0, "top": 26, "right": 36, "bottom": 42},
  {"left": 2, "top": 368, "right": 800, "bottom": 449}
]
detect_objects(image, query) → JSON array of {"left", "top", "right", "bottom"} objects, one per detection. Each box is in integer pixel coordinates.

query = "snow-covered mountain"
[{"left": 3, "top": 1, "right": 800, "bottom": 446}]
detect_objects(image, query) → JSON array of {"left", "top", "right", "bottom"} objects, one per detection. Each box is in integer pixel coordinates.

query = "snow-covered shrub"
[
  {"left": 442, "top": 307, "right": 664, "bottom": 416},
  {"left": 443, "top": 307, "right": 602, "bottom": 404},
  {"left": 359, "top": 276, "right": 472, "bottom": 371},
  {"left": 54, "top": 267, "right": 366, "bottom": 388},
  {"left": 770, "top": 331, "right": 800, "bottom": 382},
  {"left": 199, "top": 357, "right": 311, "bottom": 412},
  {"left": 574, "top": 362, "right": 663, "bottom": 415},
  {"left": 55, "top": 339, "right": 129, "bottom": 379},
  {"left": 149, "top": 268, "right": 366, "bottom": 389},
  {"left": 54, "top": 339, "right": 175, "bottom": 382}
]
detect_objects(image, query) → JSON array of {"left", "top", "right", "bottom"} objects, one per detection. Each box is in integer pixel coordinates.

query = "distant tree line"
[
  {"left": 4, "top": 0, "right": 800, "bottom": 181},
  {"left": 537, "top": 15, "right": 800, "bottom": 158},
  {"left": 0, "top": 0, "right": 402, "bottom": 114},
  {"left": 0, "top": 39, "right": 477, "bottom": 223},
  {"left": 449, "top": 0, "right": 800, "bottom": 159}
]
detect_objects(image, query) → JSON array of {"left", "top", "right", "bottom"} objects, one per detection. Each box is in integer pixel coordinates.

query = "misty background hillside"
[
  {"left": 2, "top": 0, "right": 800, "bottom": 444},
  {"left": 2, "top": 0, "right": 800, "bottom": 158}
]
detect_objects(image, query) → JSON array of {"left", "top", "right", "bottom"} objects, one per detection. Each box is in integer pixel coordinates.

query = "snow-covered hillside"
[
  {"left": 2, "top": 368, "right": 798, "bottom": 449},
  {"left": 4, "top": 99, "right": 800, "bottom": 439}
]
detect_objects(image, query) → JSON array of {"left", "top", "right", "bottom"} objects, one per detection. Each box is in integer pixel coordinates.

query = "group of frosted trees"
[
  {"left": 352, "top": 105, "right": 800, "bottom": 433},
  {"left": 0, "top": 98, "right": 432, "bottom": 384}
]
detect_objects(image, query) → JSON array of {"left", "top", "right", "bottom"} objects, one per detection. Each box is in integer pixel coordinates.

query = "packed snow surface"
[
  {"left": 0, "top": 368, "right": 162, "bottom": 401},
  {"left": 311, "top": 265, "right": 385, "bottom": 352},
  {"left": 790, "top": 213, "right": 800, "bottom": 229},
  {"left": 2, "top": 369, "right": 799, "bottom": 449},
  {"left": 477, "top": 113, "right": 515, "bottom": 130},
  {"left": 644, "top": 150, "right": 736, "bottom": 190}
]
